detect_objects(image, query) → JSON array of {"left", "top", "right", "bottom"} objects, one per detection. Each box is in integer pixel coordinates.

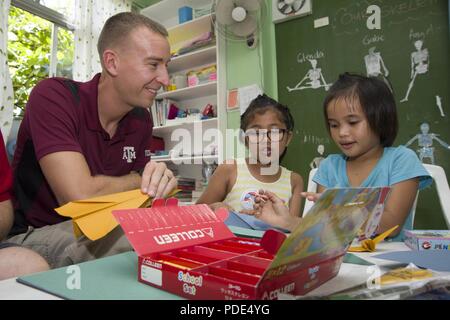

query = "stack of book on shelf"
[
  {"left": 191, "top": 188, "right": 205, "bottom": 203},
  {"left": 175, "top": 177, "right": 196, "bottom": 202},
  {"left": 151, "top": 99, "right": 177, "bottom": 127}
]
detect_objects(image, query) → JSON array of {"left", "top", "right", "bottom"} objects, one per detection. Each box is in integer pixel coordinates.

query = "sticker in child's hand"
[{"left": 240, "top": 189, "right": 259, "bottom": 210}]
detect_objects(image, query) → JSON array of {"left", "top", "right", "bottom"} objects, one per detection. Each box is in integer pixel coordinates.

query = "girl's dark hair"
[
  {"left": 240, "top": 94, "right": 294, "bottom": 132},
  {"left": 323, "top": 73, "right": 398, "bottom": 147},
  {"left": 240, "top": 94, "right": 294, "bottom": 161}
]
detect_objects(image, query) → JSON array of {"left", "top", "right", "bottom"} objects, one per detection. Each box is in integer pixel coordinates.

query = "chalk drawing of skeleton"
[
  {"left": 364, "top": 47, "right": 392, "bottom": 91},
  {"left": 405, "top": 122, "right": 450, "bottom": 164},
  {"left": 287, "top": 59, "right": 331, "bottom": 92},
  {"left": 401, "top": 40, "right": 429, "bottom": 102}
]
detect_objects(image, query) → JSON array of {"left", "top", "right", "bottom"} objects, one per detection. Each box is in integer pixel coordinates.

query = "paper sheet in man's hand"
[{"left": 55, "top": 189, "right": 178, "bottom": 241}]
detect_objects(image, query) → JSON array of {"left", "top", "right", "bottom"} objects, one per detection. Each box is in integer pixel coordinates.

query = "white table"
[
  {"left": 304, "top": 241, "right": 411, "bottom": 297},
  {"left": 0, "top": 242, "right": 411, "bottom": 300},
  {"left": 0, "top": 277, "right": 60, "bottom": 300}
]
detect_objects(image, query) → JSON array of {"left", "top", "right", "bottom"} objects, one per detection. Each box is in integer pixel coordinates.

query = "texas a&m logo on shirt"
[{"left": 122, "top": 146, "right": 136, "bottom": 163}]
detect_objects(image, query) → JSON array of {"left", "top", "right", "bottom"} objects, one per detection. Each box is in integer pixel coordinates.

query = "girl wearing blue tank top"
[
  {"left": 245, "top": 74, "right": 431, "bottom": 240},
  {"left": 197, "top": 94, "right": 303, "bottom": 217}
]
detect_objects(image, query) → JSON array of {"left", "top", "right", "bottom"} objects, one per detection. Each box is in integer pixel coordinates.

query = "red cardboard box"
[{"left": 113, "top": 187, "right": 390, "bottom": 300}]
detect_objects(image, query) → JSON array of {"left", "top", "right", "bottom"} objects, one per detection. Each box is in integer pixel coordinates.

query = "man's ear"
[{"left": 102, "top": 49, "right": 119, "bottom": 76}]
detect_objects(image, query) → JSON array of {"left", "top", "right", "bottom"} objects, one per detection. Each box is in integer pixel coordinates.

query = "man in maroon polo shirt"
[
  {"left": 5, "top": 12, "right": 178, "bottom": 268},
  {"left": 0, "top": 131, "right": 49, "bottom": 279}
]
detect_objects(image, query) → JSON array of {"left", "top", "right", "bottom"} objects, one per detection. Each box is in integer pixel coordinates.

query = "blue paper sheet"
[
  {"left": 374, "top": 251, "right": 450, "bottom": 272},
  {"left": 224, "top": 211, "right": 290, "bottom": 233}
]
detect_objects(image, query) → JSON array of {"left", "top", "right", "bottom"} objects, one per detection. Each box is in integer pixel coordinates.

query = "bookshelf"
[
  {"left": 156, "top": 81, "right": 217, "bottom": 100},
  {"left": 141, "top": 0, "right": 226, "bottom": 202},
  {"left": 168, "top": 45, "right": 216, "bottom": 74},
  {"left": 153, "top": 117, "right": 217, "bottom": 135},
  {"left": 151, "top": 154, "right": 218, "bottom": 163},
  {"left": 140, "top": 0, "right": 212, "bottom": 29}
]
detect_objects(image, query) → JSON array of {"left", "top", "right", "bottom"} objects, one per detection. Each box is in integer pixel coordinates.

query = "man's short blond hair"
[{"left": 97, "top": 12, "right": 168, "bottom": 63}]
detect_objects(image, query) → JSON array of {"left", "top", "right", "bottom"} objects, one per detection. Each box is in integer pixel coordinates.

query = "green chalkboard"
[{"left": 276, "top": 0, "right": 450, "bottom": 229}]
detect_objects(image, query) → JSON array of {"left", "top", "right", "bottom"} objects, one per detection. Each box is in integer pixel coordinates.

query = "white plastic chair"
[
  {"left": 302, "top": 168, "right": 318, "bottom": 217},
  {"left": 421, "top": 164, "right": 450, "bottom": 228}
]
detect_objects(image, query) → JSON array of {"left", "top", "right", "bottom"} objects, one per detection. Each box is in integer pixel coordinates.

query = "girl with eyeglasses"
[{"left": 197, "top": 94, "right": 303, "bottom": 219}]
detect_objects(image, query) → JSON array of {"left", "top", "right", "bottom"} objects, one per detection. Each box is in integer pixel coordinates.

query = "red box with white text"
[{"left": 113, "top": 187, "right": 389, "bottom": 300}]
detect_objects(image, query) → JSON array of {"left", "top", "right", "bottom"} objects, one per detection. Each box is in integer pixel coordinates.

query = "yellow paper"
[
  {"left": 348, "top": 225, "right": 399, "bottom": 252},
  {"left": 380, "top": 267, "right": 433, "bottom": 285},
  {"left": 55, "top": 189, "right": 180, "bottom": 241}
]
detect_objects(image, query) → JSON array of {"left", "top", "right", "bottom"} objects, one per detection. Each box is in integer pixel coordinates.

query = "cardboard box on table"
[
  {"left": 404, "top": 230, "right": 450, "bottom": 251},
  {"left": 113, "top": 187, "right": 390, "bottom": 300}
]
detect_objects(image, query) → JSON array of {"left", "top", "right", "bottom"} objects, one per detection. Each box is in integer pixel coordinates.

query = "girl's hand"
[
  {"left": 209, "top": 202, "right": 234, "bottom": 212},
  {"left": 241, "top": 190, "right": 300, "bottom": 231},
  {"left": 300, "top": 192, "right": 322, "bottom": 202}
]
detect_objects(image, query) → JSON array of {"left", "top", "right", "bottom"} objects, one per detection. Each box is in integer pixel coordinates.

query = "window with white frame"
[{"left": 8, "top": 0, "right": 75, "bottom": 117}]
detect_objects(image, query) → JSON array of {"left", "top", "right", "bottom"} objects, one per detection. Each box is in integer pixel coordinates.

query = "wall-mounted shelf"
[
  {"left": 169, "top": 45, "right": 216, "bottom": 74},
  {"left": 152, "top": 154, "right": 218, "bottom": 164},
  {"left": 153, "top": 118, "right": 217, "bottom": 135},
  {"left": 140, "top": 0, "right": 212, "bottom": 29},
  {"left": 167, "top": 14, "right": 213, "bottom": 44},
  {"left": 141, "top": 0, "right": 227, "bottom": 188},
  {"left": 156, "top": 81, "right": 217, "bottom": 100}
]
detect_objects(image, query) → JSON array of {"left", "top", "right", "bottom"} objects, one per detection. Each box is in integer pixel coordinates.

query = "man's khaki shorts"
[{"left": 5, "top": 220, "right": 132, "bottom": 268}]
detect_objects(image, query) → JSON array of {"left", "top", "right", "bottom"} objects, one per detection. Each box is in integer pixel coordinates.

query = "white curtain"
[
  {"left": 0, "top": 0, "right": 14, "bottom": 141},
  {"left": 73, "top": 0, "right": 133, "bottom": 81}
]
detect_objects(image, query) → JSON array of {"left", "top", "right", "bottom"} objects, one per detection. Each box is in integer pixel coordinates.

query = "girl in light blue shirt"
[{"left": 245, "top": 73, "right": 432, "bottom": 241}]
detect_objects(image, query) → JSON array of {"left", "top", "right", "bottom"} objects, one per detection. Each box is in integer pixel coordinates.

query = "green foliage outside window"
[{"left": 8, "top": 6, "right": 74, "bottom": 118}]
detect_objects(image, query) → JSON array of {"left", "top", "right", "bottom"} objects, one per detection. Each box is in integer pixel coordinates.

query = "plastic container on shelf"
[
  {"left": 187, "top": 64, "right": 217, "bottom": 87},
  {"left": 178, "top": 6, "right": 193, "bottom": 24},
  {"left": 173, "top": 74, "right": 187, "bottom": 89}
]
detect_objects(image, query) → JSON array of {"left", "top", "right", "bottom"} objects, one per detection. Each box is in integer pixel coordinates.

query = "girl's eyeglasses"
[{"left": 245, "top": 129, "right": 288, "bottom": 143}]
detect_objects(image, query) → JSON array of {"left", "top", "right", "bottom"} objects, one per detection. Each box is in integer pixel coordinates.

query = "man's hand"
[{"left": 140, "top": 161, "right": 177, "bottom": 198}]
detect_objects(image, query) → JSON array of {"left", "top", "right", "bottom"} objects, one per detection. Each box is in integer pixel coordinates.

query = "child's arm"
[
  {"left": 300, "top": 184, "right": 325, "bottom": 204},
  {"left": 0, "top": 199, "right": 14, "bottom": 241},
  {"left": 377, "top": 178, "right": 419, "bottom": 237},
  {"left": 196, "top": 162, "right": 236, "bottom": 212},
  {"left": 288, "top": 172, "right": 304, "bottom": 217},
  {"left": 243, "top": 190, "right": 302, "bottom": 231}
]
